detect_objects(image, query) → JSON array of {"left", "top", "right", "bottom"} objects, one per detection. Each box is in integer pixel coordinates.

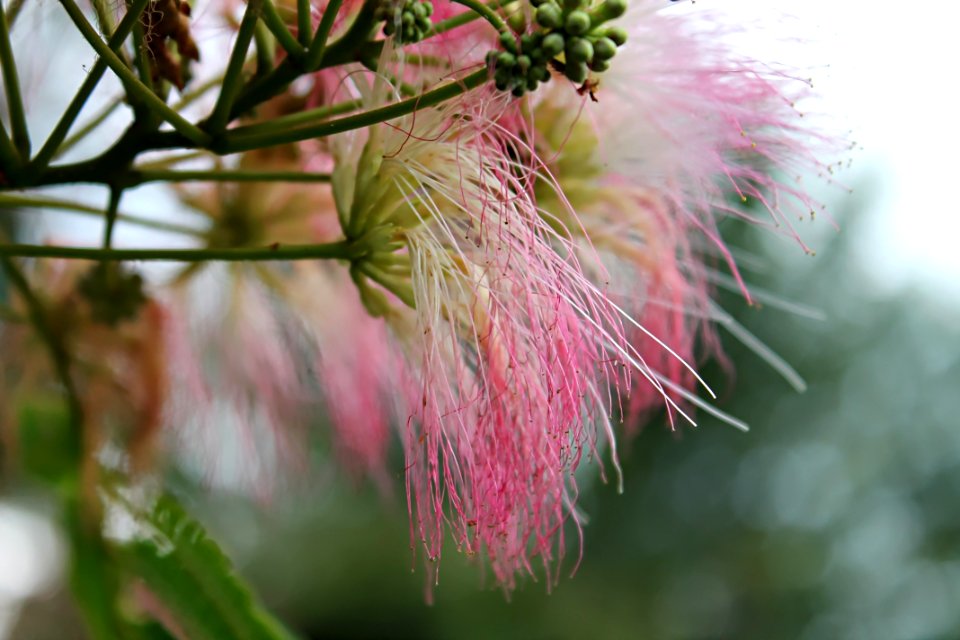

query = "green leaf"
[
  {"left": 120, "top": 494, "right": 297, "bottom": 640},
  {"left": 18, "top": 394, "right": 80, "bottom": 486}
]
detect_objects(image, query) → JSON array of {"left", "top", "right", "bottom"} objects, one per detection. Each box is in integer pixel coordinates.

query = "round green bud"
[
  {"left": 566, "top": 37, "right": 594, "bottom": 64},
  {"left": 530, "top": 63, "right": 550, "bottom": 82},
  {"left": 499, "top": 31, "right": 519, "bottom": 53},
  {"left": 507, "top": 11, "right": 526, "bottom": 32},
  {"left": 565, "top": 60, "right": 588, "bottom": 83},
  {"left": 592, "top": 36, "right": 617, "bottom": 60},
  {"left": 599, "top": 0, "right": 627, "bottom": 21},
  {"left": 516, "top": 54, "right": 531, "bottom": 73},
  {"left": 541, "top": 32, "right": 565, "bottom": 56},
  {"left": 536, "top": 4, "right": 563, "bottom": 29},
  {"left": 589, "top": 58, "right": 611, "bottom": 72},
  {"left": 412, "top": 3, "right": 426, "bottom": 18},
  {"left": 497, "top": 51, "right": 517, "bottom": 68},
  {"left": 604, "top": 25, "right": 628, "bottom": 46},
  {"left": 527, "top": 76, "right": 540, "bottom": 91},
  {"left": 564, "top": 10, "right": 591, "bottom": 36},
  {"left": 402, "top": 11, "right": 414, "bottom": 26},
  {"left": 422, "top": 2, "right": 433, "bottom": 16},
  {"left": 520, "top": 34, "right": 538, "bottom": 53}
]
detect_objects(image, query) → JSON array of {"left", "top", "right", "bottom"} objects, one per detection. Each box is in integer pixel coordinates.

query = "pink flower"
[{"left": 327, "top": 67, "right": 705, "bottom": 587}]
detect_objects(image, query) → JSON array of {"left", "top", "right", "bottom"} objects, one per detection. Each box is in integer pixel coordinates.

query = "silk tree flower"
[
  {"left": 163, "top": 144, "right": 401, "bottom": 494},
  {"left": 325, "top": 59, "right": 704, "bottom": 587},
  {"left": 527, "top": 94, "right": 711, "bottom": 427},
  {"left": 594, "top": 0, "right": 836, "bottom": 261},
  {"left": 162, "top": 153, "right": 335, "bottom": 495},
  {"left": 495, "top": 0, "right": 841, "bottom": 425}
]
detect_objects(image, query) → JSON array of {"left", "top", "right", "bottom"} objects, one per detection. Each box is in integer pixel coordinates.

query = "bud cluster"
[
  {"left": 489, "top": 0, "right": 627, "bottom": 96},
  {"left": 77, "top": 262, "right": 148, "bottom": 326},
  {"left": 377, "top": 0, "right": 435, "bottom": 44}
]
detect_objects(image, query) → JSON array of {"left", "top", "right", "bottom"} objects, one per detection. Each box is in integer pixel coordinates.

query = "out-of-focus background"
[{"left": 2, "top": 1, "right": 959, "bottom": 639}]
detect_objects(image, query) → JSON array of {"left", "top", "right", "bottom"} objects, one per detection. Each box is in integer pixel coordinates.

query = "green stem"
[
  {"left": 450, "top": 0, "right": 506, "bottom": 33},
  {"left": 58, "top": 0, "right": 211, "bottom": 147},
  {"left": 260, "top": 0, "right": 305, "bottom": 59},
  {"left": 130, "top": 20, "right": 154, "bottom": 98},
  {"left": 54, "top": 96, "right": 124, "bottom": 160},
  {"left": 172, "top": 75, "right": 226, "bottom": 111},
  {"left": 32, "top": 0, "right": 159, "bottom": 172},
  {"left": 230, "top": 0, "right": 367, "bottom": 118},
  {"left": 254, "top": 20, "right": 275, "bottom": 77},
  {"left": 0, "top": 241, "right": 361, "bottom": 262},
  {"left": 430, "top": 0, "right": 506, "bottom": 36},
  {"left": 297, "top": 0, "right": 311, "bottom": 45},
  {"left": 128, "top": 168, "right": 332, "bottom": 184},
  {"left": 101, "top": 186, "right": 122, "bottom": 247},
  {"left": 207, "top": 0, "right": 264, "bottom": 131},
  {"left": 0, "top": 122, "right": 19, "bottom": 178},
  {"left": 0, "top": 0, "right": 30, "bottom": 157},
  {"left": 0, "top": 193, "right": 205, "bottom": 237},
  {"left": 360, "top": 55, "right": 417, "bottom": 97},
  {"left": 91, "top": 0, "right": 116, "bottom": 36},
  {"left": 304, "top": 0, "right": 344, "bottom": 69},
  {"left": 133, "top": 150, "right": 211, "bottom": 170},
  {"left": 225, "top": 97, "right": 361, "bottom": 137},
  {"left": 0, "top": 255, "right": 82, "bottom": 428},
  {"left": 223, "top": 67, "right": 489, "bottom": 152}
]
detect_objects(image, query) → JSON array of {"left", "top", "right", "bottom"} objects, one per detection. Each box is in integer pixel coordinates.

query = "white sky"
[{"left": 714, "top": 0, "right": 960, "bottom": 301}]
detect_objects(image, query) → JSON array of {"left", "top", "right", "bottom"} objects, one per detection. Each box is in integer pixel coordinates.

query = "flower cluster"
[{"left": 0, "top": 0, "right": 837, "bottom": 601}]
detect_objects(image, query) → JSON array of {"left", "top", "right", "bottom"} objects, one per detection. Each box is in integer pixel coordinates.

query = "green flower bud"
[
  {"left": 516, "top": 54, "right": 532, "bottom": 73},
  {"left": 494, "top": 70, "right": 511, "bottom": 89},
  {"left": 542, "top": 32, "right": 565, "bottom": 56},
  {"left": 603, "top": 25, "right": 628, "bottom": 46},
  {"left": 520, "top": 33, "right": 538, "bottom": 53},
  {"left": 592, "top": 36, "right": 617, "bottom": 60},
  {"left": 498, "top": 51, "right": 517, "bottom": 68},
  {"left": 564, "top": 10, "right": 591, "bottom": 36},
  {"left": 596, "top": 0, "right": 626, "bottom": 22},
  {"left": 507, "top": 10, "right": 526, "bottom": 32},
  {"left": 500, "top": 31, "right": 519, "bottom": 53},
  {"left": 565, "top": 60, "right": 589, "bottom": 83},
  {"left": 566, "top": 37, "right": 594, "bottom": 64},
  {"left": 535, "top": 3, "right": 563, "bottom": 29},
  {"left": 589, "top": 58, "right": 611, "bottom": 72},
  {"left": 530, "top": 64, "right": 550, "bottom": 82}
]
